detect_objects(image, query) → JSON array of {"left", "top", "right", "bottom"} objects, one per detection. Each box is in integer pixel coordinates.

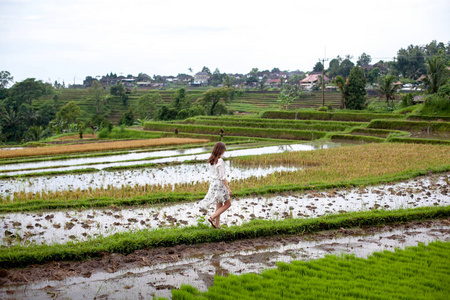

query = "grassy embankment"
[
  {"left": 167, "top": 240, "right": 450, "bottom": 300},
  {"left": 1, "top": 143, "right": 449, "bottom": 212},
  {"left": 1, "top": 206, "right": 448, "bottom": 268}
]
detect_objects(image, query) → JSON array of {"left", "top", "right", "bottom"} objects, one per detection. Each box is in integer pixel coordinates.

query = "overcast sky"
[{"left": 1, "top": 0, "right": 449, "bottom": 85}]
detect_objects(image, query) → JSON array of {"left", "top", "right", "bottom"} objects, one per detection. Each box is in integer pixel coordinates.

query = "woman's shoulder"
[{"left": 216, "top": 158, "right": 224, "bottom": 165}]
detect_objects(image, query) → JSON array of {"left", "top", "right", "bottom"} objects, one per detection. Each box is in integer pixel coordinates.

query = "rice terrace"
[
  {"left": 1, "top": 39, "right": 450, "bottom": 299},
  {"left": 0, "top": 98, "right": 449, "bottom": 299}
]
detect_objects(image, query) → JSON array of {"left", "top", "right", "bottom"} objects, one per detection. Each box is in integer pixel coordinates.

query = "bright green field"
[{"left": 166, "top": 241, "right": 450, "bottom": 300}]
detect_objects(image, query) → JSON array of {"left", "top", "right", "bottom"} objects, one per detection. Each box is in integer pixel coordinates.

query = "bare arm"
[{"left": 222, "top": 179, "right": 232, "bottom": 195}]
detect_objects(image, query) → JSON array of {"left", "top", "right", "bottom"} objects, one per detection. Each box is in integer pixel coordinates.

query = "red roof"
[{"left": 300, "top": 74, "right": 330, "bottom": 83}]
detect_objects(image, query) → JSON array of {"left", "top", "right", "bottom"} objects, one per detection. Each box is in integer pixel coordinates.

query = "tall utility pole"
[{"left": 318, "top": 58, "right": 328, "bottom": 107}]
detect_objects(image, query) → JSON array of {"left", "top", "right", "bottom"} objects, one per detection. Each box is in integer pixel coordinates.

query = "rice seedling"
[
  {"left": 171, "top": 241, "right": 450, "bottom": 299},
  {"left": 0, "top": 138, "right": 209, "bottom": 159}
]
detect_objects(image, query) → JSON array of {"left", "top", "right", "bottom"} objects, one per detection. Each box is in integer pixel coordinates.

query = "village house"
[
  {"left": 300, "top": 73, "right": 330, "bottom": 90},
  {"left": 192, "top": 72, "right": 210, "bottom": 86}
]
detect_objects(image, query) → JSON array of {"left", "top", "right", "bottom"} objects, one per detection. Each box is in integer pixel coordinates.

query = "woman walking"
[{"left": 202, "top": 142, "right": 232, "bottom": 229}]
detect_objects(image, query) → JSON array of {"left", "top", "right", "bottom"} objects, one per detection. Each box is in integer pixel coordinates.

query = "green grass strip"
[
  {"left": 261, "top": 110, "right": 405, "bottom": 122},
  {"left": 144, "top": 122, "right": 327, "bottom": 140},
  {"left": 181, "top": 117, "right": 355, "bottom": 132},
  {"left": 170, "top": 240, "right": 450, "bottom": 299},
  {"left": 368, "top": 119, "right": 450, "bottom": 132},
  {"left": 0, "top": 206, "right": 449, "bottom": 269},
  {"left": 327, "top": 133, "right": 386, "bottom": 143}
]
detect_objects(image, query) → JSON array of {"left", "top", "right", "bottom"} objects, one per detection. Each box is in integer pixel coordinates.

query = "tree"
[
  {"left": 271, "top": 68, "right": 281, "bottom": 73},
  {"left": 339, "top": 59, "right": 355, "bottom": 78},
  {"left": 135, "top": 93, "right": 157, "bottom": 120},
  {"left": 222, "top": 75, "right": 234, "bottom": 87},
  {"left": 118, "top": 108, "right": 135, "bottom": 126},
  {"left": 313, "top": 62, "right": 324, "bottom": 72},
  {"left": 172, "top": 88, "right": 191, "bottom": 110},
  {"left": 26, "top": 126, "right": 43, "bottom": 142},
  {"left": 258, "top": 78, "right": 267, "bottom": 91},
  {"left": 110, "top": 81, "right": 127, "bottom": 106},
  {"left": 89, "top": 80, "right": 104, "bottom": 113},
  {"left": 0, "top": 71, "right": 13, "bottom": 88},
  {"left": 19, "top": 104, "right": 40, "bottom": 127},
  {"left": 393, "top": 45, "right": 426, "bottom": 79},
  {"left": 198, "top": 87, "right": 232, "bottom": 115},
  {"left": 201, "top": 66, "right": 211, "bottom": 75},
  {"left": 422, "top": 55, "right": 449, "bottom": 94},
  {"left": 335, "top": 75, "right": 349, "bottom": 109},
  {"left": 8, "top": 78, "right": 49, "bottom": 110},
  {"left": 55, "top": 101, "right": 82, "bottom": 131},
  {"left": 377, "top": 75, "right": 402, "bottom": 107},
  {"left": 327, "top": 58, "right": 341, "bottom": 78},
  {"left": 346, "top": 66, "right": 367, "bottom": 110},
  {"left": 357, "top": 53, "right": 372, "bottom": 67},
  {"left": 277, "top": 85, "right": 299, "bottom": 110},
  {"left": 0, "top": 109, "right": 24, "bottom": 141},
  {"left": 36, "top": 100, "right": 57, "bottom": 127},
  {"left": 211, "top": 68, "right": 225, "bottom": 86},
  {"left": 156, "top": 105, "right": 178, "bottom": 121},
  {"left": 367, "top": 67, "right": 381, "bottom": 85}
]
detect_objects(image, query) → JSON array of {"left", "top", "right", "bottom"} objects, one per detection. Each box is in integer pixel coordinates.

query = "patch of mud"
[
  {"left": 2, "top": 173, "right": 448, "bottom": 246},
  {"left": 0, "top": 219, "right": 449, "bottom": 299}
]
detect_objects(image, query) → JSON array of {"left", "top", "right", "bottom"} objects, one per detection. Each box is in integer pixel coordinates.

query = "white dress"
[{"left": 200, "top": 158, "right": 230, "bottom": 208}]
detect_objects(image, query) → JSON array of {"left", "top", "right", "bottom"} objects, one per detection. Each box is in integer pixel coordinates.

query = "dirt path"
[{"left": 1, "top": 219, "right": 449, "bottom": 299}]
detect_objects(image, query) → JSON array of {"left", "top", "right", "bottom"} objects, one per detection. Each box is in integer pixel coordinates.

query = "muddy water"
[
  {"left": 409, "top": 131, "right": 450, "bottom": 140},
  {"left": 1, "top": 221, "right": 448, "bottom": 299},
  {"left": 2, "top": 173, "right": 448, "bottom": 246},
  {"left": 0, "top": 141, "right": 344, "bottom": 175},
  {"left": 0, "top": 162, "right": 299, "bottom": 199}
]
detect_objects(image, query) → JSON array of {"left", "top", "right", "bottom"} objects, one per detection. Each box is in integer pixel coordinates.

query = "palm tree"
[
  {"left": 377, "top": 75, "right": 402, "bottom": 107},
  {"left": 1, "top": 109, "right": 24, "bottom": 141},
  {"left": 222, "top": 75, "right": 234, "bottom": 88},
  {"left": 422, "top": 56, "right": 448, "bottom": 94},
  {"left": 335, "top": 75, "right": 349, "bottom": 109},
  {"left": 26, "top": 126, "right": 43, "bottom": 141}
]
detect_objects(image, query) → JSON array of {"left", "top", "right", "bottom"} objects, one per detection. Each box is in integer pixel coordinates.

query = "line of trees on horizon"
[{"left": 0, "top": 40, "right": 448, "bottom": 144}]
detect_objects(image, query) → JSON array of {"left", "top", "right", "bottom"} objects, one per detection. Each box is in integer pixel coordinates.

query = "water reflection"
[
  {"left": 1, "top": 174, "right": 448, "bottom": 246},
  {"left": 0, "top": 162, "right": 299, "bottom": 197},
  {"left": 0, "top": 142, "right": 346, "bottom": 176}
]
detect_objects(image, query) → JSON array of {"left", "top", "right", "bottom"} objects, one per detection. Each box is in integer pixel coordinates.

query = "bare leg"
[
  {"left": 214, "top": 202, "right": 223, "bottom": 227},
  {"left": 211, "top": 200, "right": 231, "bottom": 228}
]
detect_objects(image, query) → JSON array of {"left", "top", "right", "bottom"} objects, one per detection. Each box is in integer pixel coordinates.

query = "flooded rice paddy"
[
  {"left": 0, "top": 142, "right": 342, "bottom": 175},
  {"left": 0, "top": 162, "right": 299, "bottom": 198},
  {"left": 2, "top": 173, "right": 448, "bottom": 246},
  {"left": 1, "top": 220, "right": 448, "bottom": 299}
]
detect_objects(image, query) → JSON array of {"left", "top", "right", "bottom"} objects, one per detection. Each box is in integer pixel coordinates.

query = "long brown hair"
[{"left": 208, "top": 142, "right": 226, "bottom": 165}]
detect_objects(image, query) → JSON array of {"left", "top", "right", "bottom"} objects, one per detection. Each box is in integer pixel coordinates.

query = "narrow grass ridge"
[
  {"left": 144, "top": 122, "right": 327, "bottom": 140},
  {"left": 261, "top": 110, "right": 405, "bottom": 122},
  {"left": 0, "top": 206, "right": 448, "bottom": 269}
]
